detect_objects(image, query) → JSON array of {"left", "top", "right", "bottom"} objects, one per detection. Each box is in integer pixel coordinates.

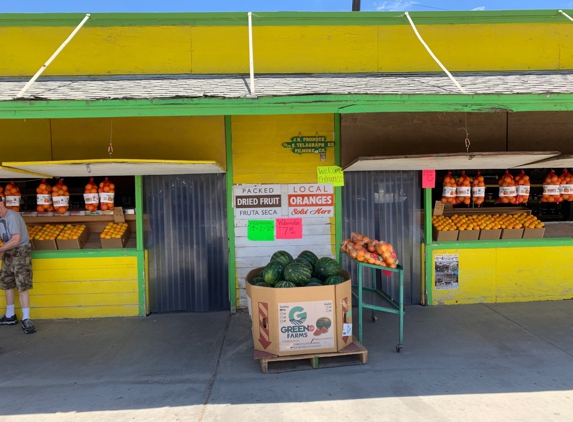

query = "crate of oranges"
[
  {"left": 56, "top": 224, "right": 90, "bottom": 250},
  {"left": 99, "top": 222, "right": 130, "bottom": 249},
  {"left": 32, "top": 224, "right": 65, "bottom": 250}
]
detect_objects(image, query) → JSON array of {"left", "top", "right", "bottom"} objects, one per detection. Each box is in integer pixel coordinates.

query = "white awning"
[
  {"left": 343, "top": 151, "right": 560, "bottom": 172},
  {"left": 1, "top": 159, "right": 225, "bottom": 177},
  {"left": 515, "top": 154, "right": 573, "bottom": 169},
  {"left": 0, "top": 165, "right": 52, "bottom": 179}
]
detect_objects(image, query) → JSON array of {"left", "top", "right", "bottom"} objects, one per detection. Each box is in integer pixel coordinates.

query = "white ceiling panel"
[
  {"left": 515, "top": 155, "right": 573, "bottom": 169},
  {"left": 2, "top": 159, "right": 225, "bottom": 177},
  {"left": 344, "top": 152, "right": 560, "bottom": 172},
  {"left": 0, "top": 166, "right": 52, "bottom": 179}
]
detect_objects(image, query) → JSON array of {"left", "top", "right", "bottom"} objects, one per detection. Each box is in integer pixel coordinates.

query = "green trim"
[
  {"left": 32, "top": 248, "right": 140, "bottom": 259},
  {"left": 135, "top": 175, "right": 144, "bottom": 251},
  {"left": 429, "top": 237, "right": 573, "bottom": 249},
  {"left": 3, "top": 94, "right": 573, "bottom": 120},
  {"left": 1, "top": 10, "right": 572, "bottom": 27},
  {"left": 225, "top": 115, "right": 237, "bottom": 313},
  {"left": 134, "top": 175, "right": 146, "bottom": 316},
  {"left": 334, "top": 113, "right": 342, "bottom": 264},
  {"left": 423, "top": 188, "right": 433, "bottom": 306}
]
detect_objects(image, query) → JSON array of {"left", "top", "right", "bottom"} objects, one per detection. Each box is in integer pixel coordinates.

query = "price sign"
[
  {"left": 248, "top": 220, "right": 275, "bottom": 241},
  {"left": 276, "top": 218, "right": 303, "bottom": 239},
  {"left": 422, "top": 169, "right": 436, "bottom": 188},
  {"left": 113, "top": 207, "right": 125, "bottom": 223}
]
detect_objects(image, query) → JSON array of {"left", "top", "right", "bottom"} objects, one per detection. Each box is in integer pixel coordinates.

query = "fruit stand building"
[{"left": 1, "top": 10, "right": 573, "bottom": 318}]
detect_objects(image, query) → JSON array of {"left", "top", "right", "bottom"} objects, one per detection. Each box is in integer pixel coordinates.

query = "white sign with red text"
[{"left": 287, "top": 184, "right": 334, "bottom": 218}]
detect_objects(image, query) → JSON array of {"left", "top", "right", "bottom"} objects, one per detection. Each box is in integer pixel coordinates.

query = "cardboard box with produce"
[{"left": 246, "top": 250, "right": 353, "bottom": 357}]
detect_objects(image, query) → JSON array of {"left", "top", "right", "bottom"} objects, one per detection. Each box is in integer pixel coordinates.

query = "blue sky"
[{"left": 1, "top": 0, "right": 572, "bottom": 13}]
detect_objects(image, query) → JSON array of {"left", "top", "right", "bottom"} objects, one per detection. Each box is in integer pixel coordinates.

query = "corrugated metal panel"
[
  {"left": 342, "top": 171, "right": 422, "bottom": 305},
  {"left": 144, "top": 174, "right": 229, "bottom": 312}
]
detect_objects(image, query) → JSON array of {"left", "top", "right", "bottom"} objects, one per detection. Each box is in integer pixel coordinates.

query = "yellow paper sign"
[{"left": 317, "top": 166, "right": 344, "bottom": 186}]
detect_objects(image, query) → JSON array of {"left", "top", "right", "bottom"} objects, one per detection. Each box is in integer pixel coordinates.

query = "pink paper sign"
[
  {"left": 276, "top": 218, "right": 303, "bottom": 239},
  {"left": 422, "top": 169, "right": 436, "bottom": 188}
]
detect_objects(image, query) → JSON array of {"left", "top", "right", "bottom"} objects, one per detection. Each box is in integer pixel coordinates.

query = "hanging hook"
[{"left": 108, "top": 118, "right": 114, "bottom": 158}]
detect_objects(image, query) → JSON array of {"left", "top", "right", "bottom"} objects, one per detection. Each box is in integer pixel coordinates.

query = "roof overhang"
[
  {"left": 1, "top": 159, "right": 225, "bottom": 177},
  {"left": 343, "top": 151, "right": 561, "bottom": 172}
]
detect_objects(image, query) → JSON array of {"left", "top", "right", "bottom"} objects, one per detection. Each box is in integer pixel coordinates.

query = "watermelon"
[
  {"left": 324, "top": 275, "right": 346, "bottom": 285},
  {"left": 314, "top": 257, "right": 341, "bottom": 281},
  {"left": 308, "top": 277, "right": 323, "bottom": 285},
  {"left": 270, "top": 250, "right": 293, "bottom": 267},
  {"left": 316, "top": 317, "right": 332, "bottom": 329},
  {"left": 284, "top": 263, "right": 312, "bottom": 286},
  {"left": 292, "top": 257, "right": 313, "bottom": 271},
  {"left": 254, "top": 281, "right": 272, "bottom": 287},
  {"left": 263, "top": 261, "right": 284, "bottom": 286},
  {"left": 249, "top": 276, "right": 264, "bottom": 285},
  {"left": 297, "top": 250, "right": 319, "bottom": 267},
  {"left": 305, "top": 281, "right": 323, "bottom": 287},
  {"left": 275, "top": 280, "right": 297, "bottom": 288}
]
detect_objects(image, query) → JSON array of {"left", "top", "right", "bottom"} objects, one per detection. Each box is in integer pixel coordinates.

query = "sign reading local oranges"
[{"left": 287, "top": 184, "right": 334, "bottom": 218}]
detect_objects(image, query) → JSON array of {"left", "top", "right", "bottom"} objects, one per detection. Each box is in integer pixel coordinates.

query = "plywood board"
[
  {"left": 515, "top": 155, "right": 573, "bottom": 169},
  {"left": 0, "top": 165, "right": 52, "bottom": 179},
  {"left": 2, "top": 159, "right": 225, "bottom": 177},
  {"left": 343, "top": 151, "right": 560, "bottom": 172}
]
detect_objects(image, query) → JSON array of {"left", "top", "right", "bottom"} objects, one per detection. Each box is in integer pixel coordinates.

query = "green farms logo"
[
  {"left": 288, "top": 306, "right": 307, "bottom": 325},
  {"left": 281, "top": 306, "right": 311, "bottom": 338}
]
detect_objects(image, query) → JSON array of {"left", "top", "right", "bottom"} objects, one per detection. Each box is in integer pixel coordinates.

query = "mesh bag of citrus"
[
  {"left": 541, "top": 170, "right": 561, "bottom": 203},
  {"left": 559, "top": 169, "right": 573, "bottom": 202},
  {"left": 84, "top": 177, "right": 99, "bottom": 212},
  {"left": 471, "top": 171, "right": 485, "bottom": 206},
  {"left": 441, "top": 171, "right": 456, "bottom": 205},
  {"left": 4, "top": 182, "right": 22, "bottom": 211},
  {"left": 98, "top": 177, "right": 116, "bottom": 211},
  {"left": 52, "top": 179, "right": 70, "bottom": 214},
  {"left": 496, "top": 171, "right": 517, "bottom": 205},
  {"left": 455, "top": 171, "right": 471, "bottom": 206},
  {"left": 36, "top": 179, "right": 54, "bottom": 213},
  {"left": 515, "top": 170, "right": 531, "bottom": 204}
]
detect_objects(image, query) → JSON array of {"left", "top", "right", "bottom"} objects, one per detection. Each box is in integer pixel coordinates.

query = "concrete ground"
[{"left": 1, "top": 301, "right": 573, "bottom": 422}]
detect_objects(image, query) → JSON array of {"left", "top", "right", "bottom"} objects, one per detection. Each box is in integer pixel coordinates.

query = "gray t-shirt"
[{"left": 0, "top": 210, "right": 30, "bottom": 248}]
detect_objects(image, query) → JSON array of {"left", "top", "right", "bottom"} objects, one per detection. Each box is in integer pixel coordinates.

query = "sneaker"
[
  {"left": 0, "top": 315, "right": 17, "bottom": 325},
  {"left": 22, "top": 319, "right": 36, "bottom": 334}
]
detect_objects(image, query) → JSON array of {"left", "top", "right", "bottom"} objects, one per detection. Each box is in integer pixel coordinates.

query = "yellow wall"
[
  {"left": 1, "top": 23, "right": 572, "bottom": 76},
  {"left": 0, "top": 117, "right": 226, "bottom": 166},
  {"left": 0, "top": 257, "right": 139, "bottom": 319},
  {"left": 232, "top": 114, "right": 334, "bottom": 184},
  {"left": 432, "top": 246, "right": 573, "bottom": 305},
  {"left": 0, "top": 119, "right": 52, "bottom": 162}
]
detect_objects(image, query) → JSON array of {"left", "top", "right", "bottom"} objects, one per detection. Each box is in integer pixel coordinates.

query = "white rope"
[
  {"left": 404, "top": 12, "right": 467, "bottom": 94},
  {"left": 559, "top": 10, "right": 573, "bottom": 22},
  {"left": 17, "top": 14, "right": 91, "bottom": 98}
]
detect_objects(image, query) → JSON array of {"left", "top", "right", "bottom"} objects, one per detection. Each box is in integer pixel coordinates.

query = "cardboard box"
[
  {"left": 432, "top": 227, "right": 459, "bottom": 241},
  {"left": 246, "top": 267, "right": 353, "bottom": 357},
  {"left": 457, "top": 230, "right": 480, "bottom": 241},
  {"left": 33, "top": 239, "right": 58, "bottom": 250},
  {"left": 56, "top": 227, "right": 90, "bottom": 250},
  {"left": 479, "top": 229, "right": 502, "bottom": 240},
  {"left": 522, "top": 227, "right": 545, "bottom": 239},
  {"left": 100, "top": 226, "right": 130, "bottom": 249},
  {"left": 501, "top": 228, "right": 524, "bottom": 239},
  {"left": 434, "top": 202, "right": 532, "bottom": 217}
]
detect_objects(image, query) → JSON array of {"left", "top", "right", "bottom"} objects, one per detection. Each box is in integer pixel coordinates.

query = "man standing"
[{"left": 0, "top": 197, "right": 35, "bottom": 334}]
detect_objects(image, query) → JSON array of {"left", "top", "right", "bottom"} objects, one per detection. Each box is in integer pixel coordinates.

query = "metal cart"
[{"left": 350, "top": 259, "right": 405, "bottom": 352}]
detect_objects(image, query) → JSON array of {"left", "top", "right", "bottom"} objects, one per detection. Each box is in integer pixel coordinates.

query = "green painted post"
[
  {"left": 334, "top": 113, "right": 342, "bottom": 263},
  {"left": 134, "top": 175, "right": 146, "bottom": 315},
  {"left": 424, "top": 187, "right": 434, "bottom": 306},
  {"left": 225, "top": 116, "right": 237, "bottom": 313}
]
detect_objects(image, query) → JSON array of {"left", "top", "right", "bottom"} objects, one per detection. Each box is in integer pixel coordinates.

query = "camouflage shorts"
[{"left": 1, "top": 245, "right": 33, "bottom": 292}]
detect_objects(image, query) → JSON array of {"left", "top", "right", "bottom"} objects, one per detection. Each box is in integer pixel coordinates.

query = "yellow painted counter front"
[
  {"left": 0, "top": 255, "right": 141, "bottom": 319},
  {"left": 430, "top": 240, "right": 573, "bottom": 305}
]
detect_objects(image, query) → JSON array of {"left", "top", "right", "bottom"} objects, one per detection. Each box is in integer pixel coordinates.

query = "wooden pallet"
[{"left": 254, "top": 338, "right": 368, "bottom": 374}]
